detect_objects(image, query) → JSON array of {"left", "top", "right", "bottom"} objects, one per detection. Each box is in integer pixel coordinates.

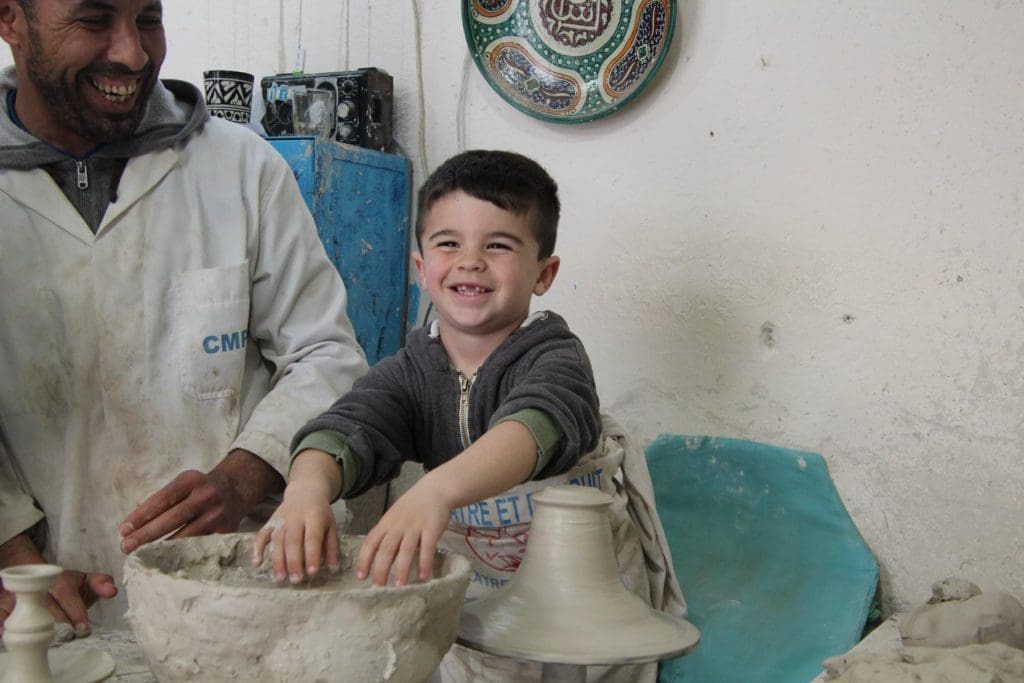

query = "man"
[{"left": 0, "top": 0, "right": 368, "bottom": 633}]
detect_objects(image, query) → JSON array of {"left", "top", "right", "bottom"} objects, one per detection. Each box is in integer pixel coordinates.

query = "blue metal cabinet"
[{"left": 269, "top": 137, "right": 415, "bottom": 365}]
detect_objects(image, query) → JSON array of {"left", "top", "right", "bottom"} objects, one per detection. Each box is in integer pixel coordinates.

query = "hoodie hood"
[{"left": 0, "top": 65, "right": 209, "bottom": 169}]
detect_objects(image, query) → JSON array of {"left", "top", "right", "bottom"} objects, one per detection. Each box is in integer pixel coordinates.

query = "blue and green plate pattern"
[{"left": 463, "top": 0, "right": 676, "bottom": 123}]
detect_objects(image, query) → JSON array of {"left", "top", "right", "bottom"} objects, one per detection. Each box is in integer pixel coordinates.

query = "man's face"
[{"left": 11, "top": 0, "right": 166, "bottom": 152}]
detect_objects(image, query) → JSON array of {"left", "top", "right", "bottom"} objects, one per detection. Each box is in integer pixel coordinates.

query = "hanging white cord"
[
  {"left": 341, "top": 0, "right": 350, "bottom": 69},
  {"left": 410, "top": 0, "right": 428, "bottom": 183},
  {"left": 276, "top": 0, "right": 288, "bottom": 73},
  {"left": 456, "top": 53, "right": 471, "bottom": 153},
  {"left": 292, "top": 0, "right": 306, "bottom": 73}
]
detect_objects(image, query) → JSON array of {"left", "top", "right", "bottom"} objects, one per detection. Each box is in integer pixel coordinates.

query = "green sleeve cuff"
[
  {"left": 497, "top": 408, "right": 564, "bottom": 479},
  {"left": 291, "top": 430, "right": 360, "bottom": 499}
]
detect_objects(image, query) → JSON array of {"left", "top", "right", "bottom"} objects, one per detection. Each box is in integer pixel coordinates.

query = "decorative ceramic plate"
[{"left": 463, "top": 0, "right": 676, "bottom": 124}]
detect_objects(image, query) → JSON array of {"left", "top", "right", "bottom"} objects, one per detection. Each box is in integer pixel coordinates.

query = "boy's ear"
[
  {"left": 412, "top": 251, "right": 427, "bottom": 287},
  {"left": 533, "top": 256, "right": 560, "bottom": 296}
]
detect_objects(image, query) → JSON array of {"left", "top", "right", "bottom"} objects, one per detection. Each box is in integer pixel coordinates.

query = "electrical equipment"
[{"left": 261, "top": 69, "right": 394, "bottom": 152}]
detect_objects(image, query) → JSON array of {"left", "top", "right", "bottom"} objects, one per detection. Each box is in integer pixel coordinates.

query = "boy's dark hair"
[{"left": 416, "top": 150, "right": 560, "bottom": 259}]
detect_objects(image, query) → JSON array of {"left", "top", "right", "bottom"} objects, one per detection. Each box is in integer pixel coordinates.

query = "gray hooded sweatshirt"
[
  {"left": 292, "top": 311, "right": 602, "bottom": 498},
  {"left": 0, "top": 66, "right": 208, "bottom": 232}
]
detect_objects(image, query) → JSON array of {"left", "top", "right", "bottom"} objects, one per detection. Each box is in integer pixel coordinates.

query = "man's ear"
[
  {"left": 533, "top": 256, "right": 560, "bottom": 296},
  {"left": 0, "top": 0, "right": 27, "bottom": 49}
]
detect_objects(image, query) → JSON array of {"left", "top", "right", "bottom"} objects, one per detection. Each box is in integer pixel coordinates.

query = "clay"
[
  {"left": 1, "top": 564, "right": 62, "bottom": 683},
  {"left": 458, "top": 485, "right": 700, "bottom": 665},
  {"left": 899, "top": 578, "right": 1024, "bottom": 649},
  {"left": 0, "top": 564, "right": 115, "bottom": 683},
  {"left": 123, "top": 533, "right": 471, "bottom": 683},
  {"left": 823, "top": 642, "right": 1024, "bottom": 682}
]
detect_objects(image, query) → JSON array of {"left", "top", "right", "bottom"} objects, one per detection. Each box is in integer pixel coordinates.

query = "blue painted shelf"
[{"left": 269, "top": 137, "right": 416, "bottom": 365}]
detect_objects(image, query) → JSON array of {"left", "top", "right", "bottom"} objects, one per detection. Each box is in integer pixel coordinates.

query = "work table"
[{"left": 48, "top": 628, "right": 153, "bottom": 682}]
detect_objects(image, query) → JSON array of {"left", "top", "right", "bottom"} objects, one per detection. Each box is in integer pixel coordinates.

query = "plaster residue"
[
  {"left": 824, "top": 578, "right": 1024, "bottom": 681},
  {"left": 824, "top": 642, "right": 1024, "bottom": 682},
  {"left": 123, "top": 533, "right": 471, "bottom": 683},
  {"left": 899, "top": 579, "right": 1024, "bottom": 650}
]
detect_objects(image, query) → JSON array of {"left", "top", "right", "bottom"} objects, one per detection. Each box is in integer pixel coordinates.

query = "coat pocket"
[{"left": 174, "top": 262, "right": 251, "bottom": 399}]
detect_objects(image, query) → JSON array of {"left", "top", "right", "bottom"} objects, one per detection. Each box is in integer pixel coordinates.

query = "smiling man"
[
  {"left": 0, "top": 0, "right": 367, "bottom": 634},
  {"left": 13, "top": 0, "right": 164, "bottom": 154}
]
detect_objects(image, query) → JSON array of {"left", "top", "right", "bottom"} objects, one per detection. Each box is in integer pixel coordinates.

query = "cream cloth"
[{"left": 435, "top": 414, "right": 686, "bottom": 682}]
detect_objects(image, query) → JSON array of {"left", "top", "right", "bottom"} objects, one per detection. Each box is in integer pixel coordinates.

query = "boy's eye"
[
  {"left": 487, "top": 242, "right": 513, "bottom": 251},
  {"left": 434, "top": 240, "right": 458, "bottom": 249}
]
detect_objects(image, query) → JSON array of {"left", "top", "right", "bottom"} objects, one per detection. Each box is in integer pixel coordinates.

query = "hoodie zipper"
[
  {"left": 457, "top": 372, "right": 475, "bottom": 449},
  {"left": 76, "top": 160, "right": 89, "bottom": 189}
]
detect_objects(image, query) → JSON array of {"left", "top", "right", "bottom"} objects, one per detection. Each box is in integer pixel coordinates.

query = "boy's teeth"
[{"left": 457, "top": 285, "right": 485, "bottom": 295}]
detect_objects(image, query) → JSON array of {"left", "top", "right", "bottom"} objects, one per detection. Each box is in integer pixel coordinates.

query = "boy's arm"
[
  {"left": 420, "top": 419, "right": 538, "bottom": 508},
  {"left": 492, "top": 334, "right": 601, "bottom": 477},
  {"left": 356, "top": 420, "right": 537, "bottom": 586},
  {"left": 290, "top": 351, "right": 419, "bottom": 498}
]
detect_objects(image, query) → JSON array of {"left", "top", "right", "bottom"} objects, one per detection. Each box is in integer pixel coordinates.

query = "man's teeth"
[{"left": 93, "top": 80, "right": 137, "bottom": 102}]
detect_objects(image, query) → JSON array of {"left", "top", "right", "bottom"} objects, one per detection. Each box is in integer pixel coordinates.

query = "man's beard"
[{"left": 24, "top": 23, "right": 156, "bottom": 146}]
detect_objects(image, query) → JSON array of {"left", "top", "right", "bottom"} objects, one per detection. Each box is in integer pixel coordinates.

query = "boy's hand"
[
  {"left": 356, "top": 478, "right": 450, "bottom": 587},
  {"left": 251, "top": 450, "right": 341, "bottom": 584},
  {"left": 353, "top": 420, "right": 539, "bottom": 587}
]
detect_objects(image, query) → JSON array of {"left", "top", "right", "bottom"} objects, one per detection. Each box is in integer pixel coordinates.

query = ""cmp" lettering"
[{"left": 202, "top": 330, "right": 249, "bottom": 354}]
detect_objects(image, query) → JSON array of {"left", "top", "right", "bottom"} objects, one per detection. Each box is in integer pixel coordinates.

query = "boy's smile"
[{"left": 415, "top": 190, "right": 559, "bottom": 349}]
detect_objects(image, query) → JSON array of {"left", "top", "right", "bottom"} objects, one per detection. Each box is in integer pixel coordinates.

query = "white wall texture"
[{"left": 4, "top": 1, "right": 1022, "bottom": 614}]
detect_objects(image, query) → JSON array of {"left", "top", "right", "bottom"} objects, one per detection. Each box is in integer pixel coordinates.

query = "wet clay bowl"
[{"left": 124, "top": 533, "right": 472, "bottom": 683}]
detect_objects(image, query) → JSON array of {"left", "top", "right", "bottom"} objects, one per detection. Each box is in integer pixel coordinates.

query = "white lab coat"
[{"left": 0, "top": 118, "right": 368, "bottom": 624}]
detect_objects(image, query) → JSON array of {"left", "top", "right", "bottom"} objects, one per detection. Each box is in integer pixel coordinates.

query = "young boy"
[{"left": 254, "top": 150, "right": 683, "bottom": 682}]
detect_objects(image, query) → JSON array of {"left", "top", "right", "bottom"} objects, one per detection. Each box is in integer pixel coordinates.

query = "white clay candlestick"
[
  {"left": 1, "top": 563, "right": 62, "bottom": 683},
  {"left": 0, "top": 564, "right": 115, "bottom": 683}
]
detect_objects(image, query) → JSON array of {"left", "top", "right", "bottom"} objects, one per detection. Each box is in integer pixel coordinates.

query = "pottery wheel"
[{"left": 0, "top": 647, "right": 116, "bottom": 683}]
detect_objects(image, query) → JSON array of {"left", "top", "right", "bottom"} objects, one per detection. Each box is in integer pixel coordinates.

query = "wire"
[
  {"left": 456, "top": 53, "right": 472, "bottom": 153},
  {"left": 342, "top": 0, "right": 350, "bottom": 69},
  {"left": 410, "top": 0, "right": 428, "bottom": 183}
]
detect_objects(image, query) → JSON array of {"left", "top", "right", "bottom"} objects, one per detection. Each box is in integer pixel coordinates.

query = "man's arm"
[
  {"left": 0, "top": 436, "right": 117, "bottom": 635},
  {"left": 0, "top": 445, "right": 45, "bottom": 552},
  {"left": 228, "top": 144, "right": 368, "bottom": 473},
  {"left": 120, "top": 144, "right": 367, "bottom": 552}
]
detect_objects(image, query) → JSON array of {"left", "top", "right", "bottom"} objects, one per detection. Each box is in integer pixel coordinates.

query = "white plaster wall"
[{"left": 4, "top": 1, "right": 1022, "bottom": 613}]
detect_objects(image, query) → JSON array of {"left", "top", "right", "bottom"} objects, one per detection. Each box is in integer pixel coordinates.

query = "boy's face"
[{"left": 415, "top": 190, "right": 559, "bottom": 343}]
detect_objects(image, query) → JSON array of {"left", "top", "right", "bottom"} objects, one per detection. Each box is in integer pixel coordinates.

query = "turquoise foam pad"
[{"left": 648, "top": 435, "right": 879, "bottom": 683}]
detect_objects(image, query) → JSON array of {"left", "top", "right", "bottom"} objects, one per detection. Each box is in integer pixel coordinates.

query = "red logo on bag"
[{"left": 464, "top": 523, "right": 530, "bottom": 573}]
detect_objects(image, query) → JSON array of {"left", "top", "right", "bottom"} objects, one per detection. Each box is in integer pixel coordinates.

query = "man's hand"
[
  {"left": 119, "top": 449, "right": 284, "bottom": 554},
  {"left": 0, "top": 534, "right": 117, "bottom": 637}
]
